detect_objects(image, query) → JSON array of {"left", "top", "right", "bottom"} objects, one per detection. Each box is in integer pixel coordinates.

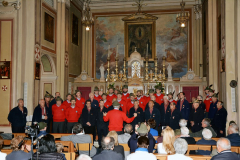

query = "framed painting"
[
  {"left": 0, "top": 61, "right": 10, "bottom": 79},
  {"left": 44, "top": 12, "right": 54, "bottom": 43},
  {"left": 35, "top": 63, "right": 41, "bottom": 80},
  {"left": 124, "top": 21, "right": 156, "bottom": 60},
  {"left": 72, "top": 13, "right": 79, "bottom": 45}
]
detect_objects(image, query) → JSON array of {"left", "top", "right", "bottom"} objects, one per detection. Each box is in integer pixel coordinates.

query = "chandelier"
[
  {"left": 176, "top": 0, "right": 190, "bottom": 28},
  {"left": 82, "top": 0, "right": 94, "bottom": 31},
  {"left": 193, "top": 0, "right": 202, "bottom": 20}
]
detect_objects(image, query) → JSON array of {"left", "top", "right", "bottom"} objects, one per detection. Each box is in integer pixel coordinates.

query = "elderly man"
[
  {"left": 179, "top": 127, "right": 196, "bottom": 145},
  {"left": 189, "top": 118, "right": 217, "bottom": 137},
  {"left": 32, "top": 99, "right": 49, "bottom": 125},
  {"left": 129, "top": 100, "right": 144, "bottom": 132},
  {"left": 168, "top": 138, "right": 193, "bottom": 160},
  {"left": 103, "top": 101, "right": 137, "bottom": 134},
  {"left": 61, "top": 123, "right": 97, "bottom": 157},
  {"left": 196, "top": 128, "right": 216, "bottom": 155},
  {"left": 189, "top": 100, "right": 204, "bottom": 132},
  {"left": 226, "top": 123, "right": 240, "bottom": 146},
  {"left": 208, "top": 93, "right": 218, "bottom": 120},
  {"left": 176, "top": 92, "right": 190, "bottom": 121},
  {"left": 174, "top": 119, "right": 187, "bottom": 136},
  {"left": 75, "top": 90, "right": 86, "bottom": 112},
  {"left": 86, "top": 93, "right": 99, "bottom": 110},
  {"left": 211, "top": 101, "right": 228, "bottom": 137},
  {"left": 145, "top": 100, "right": 161, "bottom": 130},
  {"left": 93, "top": 137, "right": 123, "bottom": 160},
  {"left": 94, "top": 87, "right": 102, "bottom": 103},
  {"left": 118, "top": 124, "right": 133, "bottom": 143},
  {"left": 8, "top": 98, "right": 28, "bottom": 133},
  {"left": 211, "top": 138, "right": 239, "bottom": 160},
  {"left": 52, "top": 97, "right": 66, "bottom": 133},
  {"left": 168, "top": 102, "right": 182, "bottom": 130},
  {"left": 136, "top": 90, "right": 147, "bottom": 111}
]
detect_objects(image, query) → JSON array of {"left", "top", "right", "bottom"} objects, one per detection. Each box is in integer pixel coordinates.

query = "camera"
[{"left": 25, "top": 124, "right": 39, "bottom": 137}]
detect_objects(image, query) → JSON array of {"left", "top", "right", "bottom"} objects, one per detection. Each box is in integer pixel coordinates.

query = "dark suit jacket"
[
  {"left": 92, "top": 150, "right": 124, "bottom": 160},
  {"left": 227, "top": 133, "right": 240, "bottom": 146},
  {"left": 145, "top": 108, "right": 161, "bottom": 128},
  {"left": 159, "top": 103, "right": 170, "bottom": 125},
  {"left": 211, "top": 150, "right": 240, "bottom": 160},
  {"left": 212, "top": 107, "right": 228, "bottom": 131},
  {"left": 168, "top": 109, "right": 182, "bottom": 130},
  {"left": 32, "top": 105, "right": 50, "bottom": 125},
  {"left": 176, "top": 99, "right": 190, "bottom": 120},
  {"left": 85, "top": 99, "right": 99, "bottom": 110},
  {"left": 8, "top": 106, "right": 28, "bottom": 127},
  {"left": 114, "top": 145, "right": 125, "bottom": 158},
  {"left": 189, "top": 107, "right": 204, "bottom": 132},
  {"left": 129, "top": 107, "right": 144, "bottom": 127},
  {"left": 145, "top": 102, "right": 161, "bottom": 113},
  {"left": 96, "top": 107, "right": 108, "bottom": 127},
  {"left": 208, "top": 100, "right": 218, "bottom": 119},
  {"left": 81, "top": 108, "right": 97, "bottom": 127}
]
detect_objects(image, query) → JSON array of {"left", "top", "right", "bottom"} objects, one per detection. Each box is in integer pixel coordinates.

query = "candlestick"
[
  {"left": 124, "top": 44, "right": 125, "bottom": 57},
  {"left": 108, "top": 44, "right": 110, "bottom": 57},
  {"left": 146, "top": 44, "right": 148, "bottom": 57},
  {"left": 106, "top": 57, "right": 110, "bottom": 82},
  {"left": 145, "top": 57, "right": 149, "bottom": 81},
  {"left": 116, "top": 44, "right": 118, "bottom": 58}
]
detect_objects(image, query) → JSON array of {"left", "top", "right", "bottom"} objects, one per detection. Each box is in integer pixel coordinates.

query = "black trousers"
[
  {"left": 53, "top": 122, "right": 65, "bottom": 133},
  {"left": 67, "top": 122, "right": 77, "bottom": 133},
  {"left": 12, "top": 126, "right": 25, "bottom": 133},
  {"left": 215, "top": 128, "right": 225, "bottom": 137},
  {"left": 84, "top": 126, "right": 96, "bottom": 141},
  {"left": 116, "top": 131, "right": 123, "bottom": 135},
  {"left": 97, "top": 125, "right": 108, "bottom": 147}
]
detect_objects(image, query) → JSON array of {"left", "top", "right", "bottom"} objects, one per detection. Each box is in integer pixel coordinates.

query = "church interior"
[{"left": 0, "top": 0, "right": 239, "bottom": 136}]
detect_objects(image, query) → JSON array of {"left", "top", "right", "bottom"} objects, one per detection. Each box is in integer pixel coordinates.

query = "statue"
[
  {"left": 167, "top": 63, "right": 172, "bottom": 79},
  {"left": 100, "top": 64, "right": 105, "bottom": 80}
]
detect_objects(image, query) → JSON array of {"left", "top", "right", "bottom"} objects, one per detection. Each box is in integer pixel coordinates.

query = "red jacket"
[
  {"left": 122, "top": 93, "right": 130, "bottom": 102},
  {"left": 106, "top": 94, "right": 117, "bottom": 104},
  {"left": 136, "top": 97, "right": 147, "bottom": 111},
  {"left": 168, "top": 99, "right": 177, "bottom": 104},
  {"left": 145, "top": 96, "right": 151, "bottom": 104},
  {"left": 103, "top": 100, "right": 112, "bottom": 108},
  {"left": 127, "top": 101, "right": 134, "bottom": 113},
  {"left": 94, "top": 95, "right": 102, "bottom": 103},
  {"left": 62, "top": 100, "right": 71, "bottom": 109},
  {"left": 52, "top": 104, "right": 66, "bottom": 122},
  {"left": 103, "top": 109, "right": 135, "bottom": 131},
  {"left": 118, "top": 99, "right": 127, "bottom": 114},
  {"left": 66, "top": 106, "right": 81, "bottom": 122},
  {"left": 204, "top": 98, "right": 212, "bottom": 112},
  {"left": 154, "top": 93, "right": 164, "bottom": 105},
  {"left": 76, "top": 97, "right": 85, "bottom": 112}
]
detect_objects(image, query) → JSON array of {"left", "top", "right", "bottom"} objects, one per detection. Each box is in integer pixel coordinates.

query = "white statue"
[
  {"left": 100, "top": 64, "right": 105, "bottom": 80},
  {"left": 167, "top": 63, "right": 172, "bottom": 78}
]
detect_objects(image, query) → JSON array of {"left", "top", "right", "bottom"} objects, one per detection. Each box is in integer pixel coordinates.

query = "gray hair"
[
  {"left": 76, "top": 154, "right": 92, "bottom": 160},
  {"left": 113, "top": 105, "right": 120, "bottom": 109},
  {"left": 174, "top": 138, "right": 188, "bottom": 154},
  {"left": 203, "top": 118, "right": 211, "bottom": 127},
  {"left": 163, "top": 96, "right": 168, "bottom": 100},
  {"left": 124, "top": 124, "right": 133, "bottom": 134},
  {"left": 217, "top": 138, "right": 231, "bottom": 150},
  {"left": 179, "top": 119, "right": 187, "bottom": 127},
  {"left": 102, "top": 137, "right": 115, "bottom": 150},
  {"left": 197, "top": 95, "right": 203, "bottom": 100},
  {"left": 229, "top": 123, "right": 239, "bottom": 133},
  {"left": 180, "top": 127, "right": 189, "bottom": 135},
  {"left": 39, "top": 99, "right": 45, "bottom": 104},
  {"left": 202, "top": 128, "right": 212, "bottom": 140},
  {"left": 72, "top": 123, "right": 83, "bottom": 134},
  {"left": 17, "top": 98, "right": 24, "bottom": 103}
]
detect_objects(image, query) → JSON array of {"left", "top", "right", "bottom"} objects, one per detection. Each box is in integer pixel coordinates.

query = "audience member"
[
  {"left": 157, "top": 126, "right": 175, "bottom": 154},
  {"left": 127, "top": 136, "right": 156, "bottom": 160},
  {"left": 6, "top": 135, "right": 32, "bottom": 160},
  {"left": 196, "top": 128, "right": 216, "bottom": 155},
  {"left": 168, "top": 102, "right": 182, "bottom": 130},
  {"left": 56, "top": 142, "right": 67, "bottom": 160},
  {"left": 60, "top": 123, "right": 97, "bottom": 157},
  {"left": 189, "top": 100, "right": 204, "bottom": 132},
  {"left": 32, "top": 99, "right": 49, "bottom": 125},
  {"left": 52, "top": 97, "right": 66, "bottom": 133},
  {"left": 37, "top": 122, "right": 48, "bottom": 138},
  {"left": 211, "top": 138, "right": 240, "bottom": 160},
  {"left": 129, "top": 100, "right": 144, "bottom": 132},
  {"left": 176, "top": 92, "right": 190, "bottom": 121},
  {"left": 147, "top": 119, "right": 158, "bottom": 136},
  {"left": 118, "top": 124, "right": 133, "bottom": 143},
  {"left": 168, "top": 138, "right": 193, "bottom": 160},
  {"left": 226, "top": 123, "right": 240, "bottom": 146},
  {"left": 128, "top": 123, "right": 156, "bottom": 153},
  {"left": 92, "top": 137, "right": 123, "bottom": 160},
  {"left": 189, "top": 118, "right": 217, "bottom": 137},
  {"left": 0, "top": 139, "right": 7, "bottom": 160},
  {"left": 107, "top": 131, "right": 124, "bottom": 158},
  {"left": 174, "top": 119, "right": 187, "bottom": 136},
  {"left": 77, "top": 154, "right": 92, "bottom": 160},
  {"left": 179, "top": 127, "right": 196, "bottom": 145},
  {"left": 229, "top": 121, "right": 236, "bottom": 126}
]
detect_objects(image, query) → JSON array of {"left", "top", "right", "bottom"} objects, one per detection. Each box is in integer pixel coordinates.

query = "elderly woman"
[
  {"left": 107, "top": 131, "right": 124, "bottom": 158},
  {"left": 179, "top": 127, "right": 196, "bottom": 145},
  {"left": 168, "top": 138, "right": 193, "bottom": 160},
  {"left": 174, "top": 119, "right": 187, "bottom": 136},
  {"left": 157, "top": 126, "right": 175, "bottom": 154}
]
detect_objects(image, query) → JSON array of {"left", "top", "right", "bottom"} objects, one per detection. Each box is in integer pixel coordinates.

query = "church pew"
[
  {"left": 119, "top": 143, "right": 130, "bottom": 151},
  {"left": 212, "top": 145, "right": 239, "bottom": 153},
  {"left": 55, "top": 140, "right": 74, "bottom": 152},
  {"left": 154, "top": 153, "right": 211, "bottom": 160},
  {"left": 193, "top": 137, "right": 219, "bottom": 142},
  {"left": 3, "top": 139, "right": 11, "bottom": 146},
  {"left": 51, "top": 133, "right": 73, "bottom": 139},
  {"left": 187, "top": 144, "right": 212, "bottom": 155},
  {"left": 64, "top": 152, "right": 76, "bottom": 160},
  {"left": 153, "top": 136, "right": 158, "bottom": 141}
]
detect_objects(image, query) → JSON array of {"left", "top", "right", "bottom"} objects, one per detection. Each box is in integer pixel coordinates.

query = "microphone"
[{"left": 33, "top": 135, "right": 44, "bottom": 144}]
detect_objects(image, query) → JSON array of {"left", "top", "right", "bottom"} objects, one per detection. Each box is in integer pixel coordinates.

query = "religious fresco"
[{"left": 95, "top": 13, "right": 188, "bottom": 79}]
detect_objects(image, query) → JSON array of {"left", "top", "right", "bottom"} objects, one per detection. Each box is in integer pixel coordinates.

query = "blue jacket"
[
  {"left": 196, "top": 138, "right": 216, "bottom": 155},
  {"left": 128, "top": 132, "right": 156, "bottom": 153},
  {"left": 176, "top": 99, "right": 190, "bottom": 120},
  {"left": 8, "top": 106, "right": 28, "bottom": 127},
  {"left": 37, "top": 130, "right": 48, "bottom": 138},
  {"left": 32, "top": 105, "right": 50, "bottom": 125},
  {"left": 212, "top": 107, "right": 228, "bottom": 131},
  {"left": 227, "top": 133, "right": 240, "bottom": 146},
  {"left": 145, "top": 108, "right": 161, "bottom": 129},
  {"left": 81, "top": 108, "right": 97, "bottom": 127},
  {"left": 208, "top": 100, "right": 218, "bottom": 119},
  {"left": 149, "top": 128, "right": 158, "bottom": 136}
]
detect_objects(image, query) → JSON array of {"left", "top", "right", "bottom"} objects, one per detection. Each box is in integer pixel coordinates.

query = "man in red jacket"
[
  {"left": 75, "top": 90, "right": 85, "bottom": 112},
  {"left": 154, "top": 86, "right": 164, "bottom": 105},
  {"left": 103, "top": 101, "right": 137, "bottom": 134},
  {"left": 145, "top": 89, "right": 155, "bottom": 103},
  {"left": 52, "top": 97, "right": 66, "bottom": 133},
  {"left": 66, "top": 96, "right": 81, "bottom": 133},
  {"left": 62, "top": 93, "right": 72, "bottom": 109},
  {"left": 101, "top": 93, "right": 112, "bottom": 108},
  {"left": 107, "top": 87, "right": 117, "bottom": 104},
  {"left": 94, "top": 87, "right": 102, "bottom": 103},
  {"left": 122, "top": 85, "right": 130, "bottom": 102},
  {"left": 136, "top": 90, "right": 147, "bottom": 111},
  {"left": 117, "top": 92, "right": 127, "bottom": 114}
]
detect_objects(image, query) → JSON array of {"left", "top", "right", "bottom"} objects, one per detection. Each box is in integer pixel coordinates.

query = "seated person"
[
  {"left": 0, "top": 139, "right": 7, "bottom": 160},
  {"left": 77, "top": 154, "right": 92, "bottom": 160},
  {"left": 33, "top": 134, "right": 65, "bottom": 160},
  {"left": 56, "top": 142, "right": 67, "bottom": 160},
  {"left": 60, "top": 123, "right": 97, "bottom": 157},
  {"left": 6, "top": 136, "right": 32, "bottom": 160},
  {"left": 226, "top": 123, "right": 240, "bottom": 146},
  {"left": 147, "top": 119, "right": 158, "bottom": 136},
  {"left": 211, "top": 138, "right": 240, "bottom": 160},
  {"left": 107, "top": 131, "right": 124, "bottom": 158},
  {"left": 175, "top": 119, "right": 187, "bottom": 136},
  {"left": 168, "top": 138, "right": 193, "bottom": 160},
  {"left": 118, "top": 124, "right": 133, "bottom": 144},
  {"left": 157, "top": 126, "right": 175, "bottom": 154},
  {"left": 127, "top": 136, "right": 156, "bottom": 160},
  {"left": 179, "top": 127, "right": 196, "bottom": 144},
  {"left": 92, "top": 137, "right": 123, "bottom": 160},
  {"left": 196, "top": 128, "right": 216, "bottom": 155},
  {"left": 128, "top": 123, "right": 155, "bottom": 153},
  {"left": 37, "top": 122, "right": 48, "bottom": 138}
]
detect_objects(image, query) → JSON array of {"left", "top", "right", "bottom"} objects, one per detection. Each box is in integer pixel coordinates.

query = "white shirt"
[
  {"left": 127, "top": 151, "right": 156, "bottom": 160},
  {"left": 157, "top": 143, "right": 167, "bottom": 154},
  {"left": 168, "top": 154, "right": 193, "bottom": 160},
  {"left": 0, "top": 151, "right": 7, "bottom": 160}
]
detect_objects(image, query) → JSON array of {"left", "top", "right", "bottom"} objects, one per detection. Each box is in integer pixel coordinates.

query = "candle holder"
[
  {"left": 154, "top": 56, "right": 158, "bottom": 81},
  {"left": 115, "top": 57, "right": 119, "bottom": 81},
  {"left": 145, "top": 57, "right": 149, "bottom": 81},
  {"left": 106, "top": 57, "right": 110, "bottom": 82},
  {"left": 122, "top": 57, "right": 127, "bottom": 82},
  {"left": 162, "top": 56, "right": 166, "bottom": 81}
]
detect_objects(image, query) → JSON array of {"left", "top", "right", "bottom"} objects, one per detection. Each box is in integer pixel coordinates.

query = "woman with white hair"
[
  {"left": 174, "top": 119, "right": 187, "bottom": 136},
  {"left": 180, "top": 127, "right": 196, "bottom": 144},
  {"left": 168, "top": 138, "right": 193, "bottom": 160}
]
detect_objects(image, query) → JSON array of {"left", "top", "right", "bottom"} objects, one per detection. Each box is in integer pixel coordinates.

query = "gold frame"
[{"left": 124, "top": 21, "right": 156, "bottom": 61}]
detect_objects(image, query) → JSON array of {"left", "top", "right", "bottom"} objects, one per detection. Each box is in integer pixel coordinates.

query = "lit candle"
[
  {"left": 146, "top": 44, "right": 148, "bottom": 57},
  {"left": 116, "top": 44, "right": 118, "bottom": 58},
  {"left": 108, "top": 44, "right": 110, "bottom": 57}
]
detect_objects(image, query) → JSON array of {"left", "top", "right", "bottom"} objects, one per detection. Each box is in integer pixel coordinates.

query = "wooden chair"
[
  {"left": 13, "top": 133, "right": 27, "bottom": 138},
  {"left": 55, "top": 140, "right": 74, "bottom": 152},
  {"left": 64, "top": 152, "right": 76, "bottom": 160},
  {"left": 51, "top": 133, "right": 72, "bottom": 139},
  {"left": 3, "top": 140, "right": 11, "bottom": 146},
  {"left": 76, "top": 143, "right": 92, "bottom": 156},
  {"left": 187, "top": 144, "right": 212, "bottom": 155},
  {"left": 119, "top": 143, "right": 130, "bottom": 151},
  {"left": 1, "top": 149, "right": 12, "bottom": 155},
  {"left": 193, "top": 137, "right": 219, "bottom": 142}
]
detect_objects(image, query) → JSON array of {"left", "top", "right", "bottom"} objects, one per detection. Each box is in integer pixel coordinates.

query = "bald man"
[{"left": 32, "top": 99, "right": 49, "bottom": 125}]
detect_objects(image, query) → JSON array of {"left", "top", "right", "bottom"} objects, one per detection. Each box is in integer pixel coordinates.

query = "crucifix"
[{"left": 132, "top": 0, "right": 147, "bottom": 13}]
